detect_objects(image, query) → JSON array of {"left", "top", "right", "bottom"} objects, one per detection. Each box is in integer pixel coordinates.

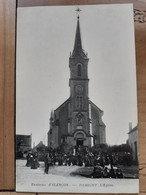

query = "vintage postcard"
[{"left": 16, "top": 4, "right": 139, "bottom": 193}]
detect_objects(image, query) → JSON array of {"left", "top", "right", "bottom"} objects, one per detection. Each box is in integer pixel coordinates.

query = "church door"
[{"left": 77, "top": 139, "right": 83, "bottom": 147}]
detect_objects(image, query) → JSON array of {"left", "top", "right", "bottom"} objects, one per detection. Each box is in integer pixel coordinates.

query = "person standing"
[
  {"left": 44, "top": 153, "right": 51, "bottom": 174},
  {"left": 26, "top": 152, "right": 32, "bottom": 167}
]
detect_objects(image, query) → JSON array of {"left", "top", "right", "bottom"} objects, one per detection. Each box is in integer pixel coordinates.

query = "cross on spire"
[
  {"left": 75, "top": 8, "right": 82, "bottom": 12},
  {"left": 76, "top": 8, "right": 82, "bottom": 19}
]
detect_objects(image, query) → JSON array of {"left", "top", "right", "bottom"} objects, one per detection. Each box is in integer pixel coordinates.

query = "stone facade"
[{"left": 48, "top": 17, "right": 106, "bottom": 148}]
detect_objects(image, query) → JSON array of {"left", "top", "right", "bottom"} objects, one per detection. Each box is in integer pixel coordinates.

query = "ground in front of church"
[{"left": 16, "top": 159, "right": 139, "bottom": 193}]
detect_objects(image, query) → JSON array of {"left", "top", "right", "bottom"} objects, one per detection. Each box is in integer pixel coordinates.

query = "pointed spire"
[
  {"left": 72, "top": 15, "right": 88, "bottom": 59},
  {"left": 73, "top": 16, "right": 82, "bottom": 52}
]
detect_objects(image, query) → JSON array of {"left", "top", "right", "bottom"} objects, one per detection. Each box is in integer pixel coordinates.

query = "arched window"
[
  {"left": 77, "top": 64, "right": 81, "bottom": 76},
  {"left": 76, "top": 95, "right": 83, "bottom": 108},
  {"left": 79, "top": 96, "right": 83, "bottom": 108},
  {"left": 76, "top": 96, "right": 79, "bottom": 108}
]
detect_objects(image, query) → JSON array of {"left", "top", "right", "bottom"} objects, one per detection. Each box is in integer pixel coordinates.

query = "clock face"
[{"left": 76, "top": 85, "right": 83, "bottom": 94}]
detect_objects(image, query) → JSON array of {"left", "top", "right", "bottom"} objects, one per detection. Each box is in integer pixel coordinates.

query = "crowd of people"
[
  {"left": 25, "top": 146, "right": 124, "bottom": 178},
  {"left": 91, "top": 164, "right": 123, "bottom": 178}
]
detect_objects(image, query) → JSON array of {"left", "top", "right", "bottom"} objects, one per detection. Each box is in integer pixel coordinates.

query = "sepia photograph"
[{"left": 16, "top": 4, "right": 139, "bottom": 193}]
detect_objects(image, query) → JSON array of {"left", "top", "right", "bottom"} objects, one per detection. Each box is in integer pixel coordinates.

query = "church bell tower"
[{"left": 69, "top": 16, "right": 92, "bottom": 147}]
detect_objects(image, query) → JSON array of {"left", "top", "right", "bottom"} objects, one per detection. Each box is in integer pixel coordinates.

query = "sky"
[{"left": 16, "top": 4, "right": 138, "bottom": 147}]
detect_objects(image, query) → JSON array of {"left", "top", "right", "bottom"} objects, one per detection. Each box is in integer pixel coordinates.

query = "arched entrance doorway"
[{"left": 74, "top": 131, "right": 85, "bottom": 147}]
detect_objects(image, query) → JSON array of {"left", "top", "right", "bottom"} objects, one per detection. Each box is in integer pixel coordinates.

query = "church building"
[{"left": 48, "top": 15, "right": 106, "bottom": 148}]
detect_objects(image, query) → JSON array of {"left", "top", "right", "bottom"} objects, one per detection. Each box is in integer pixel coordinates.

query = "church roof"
[
  {"left": 89, "top": 100, "right": 106, "bottom": 127},
  {"left": 54, "top": 98, "right": 70, "bottom": 112},
  {"left": 71, "top": 16, "right": 88, "bottom": 59},
  {"left": 89, "top": 100, "right": 104, "bottom": 113}
]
